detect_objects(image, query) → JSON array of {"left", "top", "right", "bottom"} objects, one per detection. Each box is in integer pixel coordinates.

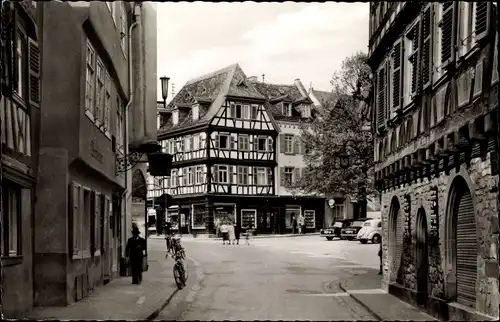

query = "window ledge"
[{"left": 1, "top": 255, "right": 23, "bottom": 267}]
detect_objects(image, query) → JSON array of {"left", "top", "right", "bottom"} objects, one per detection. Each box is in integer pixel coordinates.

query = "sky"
[{"left": 156, "top": 2, "right": 370, "bottom": 103}]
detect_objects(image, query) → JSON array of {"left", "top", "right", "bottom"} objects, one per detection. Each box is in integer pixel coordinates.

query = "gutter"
[{"left": 121, "top": 4, "right": 139, "bottom": 255}]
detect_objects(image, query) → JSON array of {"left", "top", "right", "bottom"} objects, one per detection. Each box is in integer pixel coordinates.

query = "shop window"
[
  {"left": 304, "top": 210, "right": 316, "bottom": 228},
  {"left": 241, "top": 209, "right": 257, "bottom": 229},
  {"left": 192, "top": 204, "right": 207, "bottom": 229},
  {"left": 285, "top": 209, "right": 300, "bottom": 229}
]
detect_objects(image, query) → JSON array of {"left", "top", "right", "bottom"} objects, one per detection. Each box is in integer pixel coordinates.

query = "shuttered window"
[
  {"left": 409, "top": 21, "right": 420, "bottom": 96},
  {"left": 391, "top": 40, "right": 403, "bottom": 114},
  {"left": 421, "top": 5, "right": 432, "bottom": 89},
  {"left": 376, "top": 65, "right": 387, "bottom": 128},
  {"left": 492, "top": 32, "right": 499, "bottom": 85},
  {"left": 474, "top": 1, "right": 489, "bottom": 41},
  {"left": 439, "top": 2, "right": 454, "bottom": 67},
  {"left": 28, "top": 38, "right": 40, "bottom": 107}
]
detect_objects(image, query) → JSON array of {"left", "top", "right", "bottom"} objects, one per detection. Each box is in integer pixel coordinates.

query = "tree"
[{"left": 288, "top": 52, "right": 375, "bottom": 217}]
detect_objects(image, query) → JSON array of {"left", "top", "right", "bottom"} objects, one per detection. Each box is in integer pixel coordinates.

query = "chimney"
[
  {"left": 294, "top": 78, "right": 308, "bottom": 97},
  {"left": 248, "top": 76, "right": 259, "bottom": 83}
]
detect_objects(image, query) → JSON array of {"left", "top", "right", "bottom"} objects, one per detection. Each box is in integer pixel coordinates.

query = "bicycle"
[{"left": 167, "top": 235, "right": 188, "bottom": 289}]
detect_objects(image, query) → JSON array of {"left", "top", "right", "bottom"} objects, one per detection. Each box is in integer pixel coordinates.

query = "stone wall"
[{"left": 380, "top": 152, "right": 500, "bottom": 318}]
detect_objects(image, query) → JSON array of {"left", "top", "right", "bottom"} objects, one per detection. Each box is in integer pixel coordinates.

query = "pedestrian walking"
[
  {"left": 125, "top": 224, "right": 146, "bottom": 284},
  {"left": 378, "top": 240, "right": 383, "bottom": 275},
  {"left": 291, "top": 214, "right": 298, "bottom": 234},
  {"left": 228, "top": 222, "right": 236, "bottom": 245},
  {"left": 297, "top": 215, "right": 303, "bottom": 234},
  {"left": 220, "top": 222, "right": 230, "bottom": 245},
  {"left": 234, "top": 223, "right": 240, "bottom": 245},
  {"left": 244, "top": 224, "right": 253, "bottom": 245}
]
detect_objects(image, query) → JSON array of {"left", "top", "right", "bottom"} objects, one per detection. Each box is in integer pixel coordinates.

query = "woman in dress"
[{"left": 228, "top": 221, "right": 236, "bottom": 245}]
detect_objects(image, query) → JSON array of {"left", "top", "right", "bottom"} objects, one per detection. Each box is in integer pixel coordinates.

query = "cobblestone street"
[{"left": 154, "top": 236, "right": 435, "bottom": 321}]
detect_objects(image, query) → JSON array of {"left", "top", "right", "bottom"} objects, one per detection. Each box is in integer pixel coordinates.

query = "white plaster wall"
[{"left": 276, "top": 121, "right": 306, "bottom": 196}]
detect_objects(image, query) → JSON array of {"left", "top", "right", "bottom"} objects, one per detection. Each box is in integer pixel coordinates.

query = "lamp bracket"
[{"left": 116, "top": 152, "right": 146, "bottom": 173}]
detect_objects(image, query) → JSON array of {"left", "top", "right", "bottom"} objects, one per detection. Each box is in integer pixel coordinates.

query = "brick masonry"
[{"left": 380, "top": 152, "right": 500, "bottom": 319}]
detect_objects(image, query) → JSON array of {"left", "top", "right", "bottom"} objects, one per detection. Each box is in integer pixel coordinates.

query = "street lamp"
[
  {"left": 335, "top": 139, "right": 358, "bottom": 169},
  {"left": 160, "top": 76, "right": 170, "bottom": 108}
]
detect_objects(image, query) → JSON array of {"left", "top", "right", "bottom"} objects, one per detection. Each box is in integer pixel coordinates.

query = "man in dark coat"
[{"left": 126, "top": 224, "right": 146, "bottom": 284}]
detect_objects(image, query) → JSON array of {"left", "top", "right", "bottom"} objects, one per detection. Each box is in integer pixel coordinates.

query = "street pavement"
[
  {"left": 27, "top": 245, "right": 180, "bottom": 321},
  {"left": 155, "top": 235, "right": 436, "bottom": 321},
  {"left": 26, "top": 235, "right": 436, "bottom": 321}
]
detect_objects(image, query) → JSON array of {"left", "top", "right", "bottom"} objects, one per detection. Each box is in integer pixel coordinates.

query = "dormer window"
[
  {"left": 303, "top": 105, "right": 311, "bottom": 118},
  {"left": 172, "top": 110, "right": 179, "bottom": 125},
  {"left": 282, "top": 103, "right": 292, "bottom": 116},
  {"left": 192, "top": 104, "right": 199, "bottom": 121}
]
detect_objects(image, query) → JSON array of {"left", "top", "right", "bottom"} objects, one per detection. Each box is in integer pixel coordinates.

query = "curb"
[
  {"left": 145, "top": 256, "right": 203, "bottom": 321},
  {"left": 145, "top": 288, "right": 179, "bottom": 321},
  {"left": 338, "top": 282, "right": 383, "bottom": 322}
]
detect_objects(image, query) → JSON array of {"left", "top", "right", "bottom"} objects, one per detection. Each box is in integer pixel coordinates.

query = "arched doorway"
[
  {"left": 447, "top": 176, "right": 477, "bottom": 308},
  {"left": 389, "top": 197, "right": 404, "bottom": 283},
  {"left": 132, "top": 169, "right": 147, "bottom": 236},
  {"left": 415, "top": 208, "right": 428, "bottom": 307}
]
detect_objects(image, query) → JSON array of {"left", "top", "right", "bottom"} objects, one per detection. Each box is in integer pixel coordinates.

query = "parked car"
[
  {"left": 320, "top": 220, "right": 354, "bottom": 240},
  {"left": 340, "top": 218, "right": 372, "bottom": 240},
  {"left": 357, "top": 219, "right": 382, "bottom": 244}
]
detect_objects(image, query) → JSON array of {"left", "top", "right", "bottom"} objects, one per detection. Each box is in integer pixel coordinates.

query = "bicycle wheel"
[
  {"left": 173, "top": 262, "right": 186, "bottom": 289},
  {"left": 180, "top": 249, "right": 186, "bottom": 260}
]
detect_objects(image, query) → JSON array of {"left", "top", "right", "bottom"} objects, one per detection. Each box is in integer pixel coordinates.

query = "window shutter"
[
  {"left": 376, "top": 66, "right": 386, "bottom": 128},
  {"left": 411, "top": 21, "right": 421, "bottom": 95},
  {"left": 293, "top": 136, "right": 300, "bottom": 155},
  {"left": 293, "top": 168, "right": 301, "bottom": 184},
  {"left": 71, "top": 182, "right": 81, "bottom": 256},
  {"left": 474, "top": 2, "right": 489, "bottom": 42},
  {"left": 492, "top": 32, "right": 499, "bottom": 85},
  {"left": 421, "top": 5, "right": 432, "bottom": 89},
  {"left": 28, "top": 38, "right": 41, "bottom": 108},
  {"left": 229, "top": 166, "right": 233, "bottom": 184},
  {"left": 9, "top": 11, "right": 17, "bottom": 92},
  {"left": 212, "top": 166, "right": 218, "bottom": 183},
  {"left": 279, "top": 134, "right": 285, "bottom": 153},
  {"left": 95, "top": 193, "right": 101, "bottom": 253},
  {"left": 440, "top": 3, "right": 454, "bottom": 67},
  {"left": 267, "top": 168, "right": 272, "bottom": 186},
  {"left": 392, "top": 41, "right": 402, "bottom": 112},
  {"left": 280, "top": 167, "right": 285, "bottom": 186},
  {"left": 231, "top": 136, "right": 236, "bottom": 150},
  {"left": 267, "top": 137, "right": 273, "bottom": 152},
  {"left": 215, "top": 134, "right": 219, "bottom": 149}
]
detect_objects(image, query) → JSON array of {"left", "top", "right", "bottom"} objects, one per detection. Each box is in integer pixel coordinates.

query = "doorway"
[{"left": 415, "top": 208, "right": 428, "bottom": 307}]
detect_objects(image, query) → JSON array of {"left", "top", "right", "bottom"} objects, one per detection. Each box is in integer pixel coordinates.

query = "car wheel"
[
  {"left": 372, "top": 234, "right": 381, "bottom": 244},
  {"left": 326, "top": 237, "right": 333, "bottom": 241},
  {"left": 360, "top": 239, "right": 368, "bottom": 244}
]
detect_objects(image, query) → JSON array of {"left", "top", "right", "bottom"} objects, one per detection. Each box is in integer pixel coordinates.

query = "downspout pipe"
[{"left": 121, "top": 4, "right": 139, "bottom": 260}]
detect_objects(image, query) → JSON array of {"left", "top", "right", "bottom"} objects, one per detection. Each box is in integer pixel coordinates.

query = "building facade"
[
  {"left": 32, "top": 0, "right": 157, "bottom": 309},
  {"left": 0, "top": 0, "right": 40, "bottom": 318},
  {"left": 155, "top": 64, "right": 324, "bottom": 235},
  {"left": 251, "top": 78, "right": 325, "bottom": 232},
  {"left": 370, "top": 1, "right": 499, "bottom": 320}
]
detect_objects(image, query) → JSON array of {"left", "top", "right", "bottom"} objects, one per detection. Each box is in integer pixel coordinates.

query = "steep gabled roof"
[
  {"left": 158, "top": 63, "right": 268, "bottom": 137},
  {"left": 252, "top": 81, "right": 314, "bottom": 121},
  {"left": 312, "top": 89, "right": 337, "bottom": 107}
]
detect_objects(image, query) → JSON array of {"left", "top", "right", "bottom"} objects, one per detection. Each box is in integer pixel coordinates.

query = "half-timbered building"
[
  {"left": 370, "top": 1, "right": 499, "bottom": 320},
  {"left": 251, "top": 78, "right": 325, "bottom": 233},
  {"left": 156, "top": 64, "right": 282, "bottom": 235},
  {"left": 0, "top": 0, "right": 40, "bottom": 318}
]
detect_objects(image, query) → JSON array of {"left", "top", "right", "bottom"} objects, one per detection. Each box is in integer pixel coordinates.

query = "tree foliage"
[{"left": 289, "top": 51, "right": 375, "bottom": 200}]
